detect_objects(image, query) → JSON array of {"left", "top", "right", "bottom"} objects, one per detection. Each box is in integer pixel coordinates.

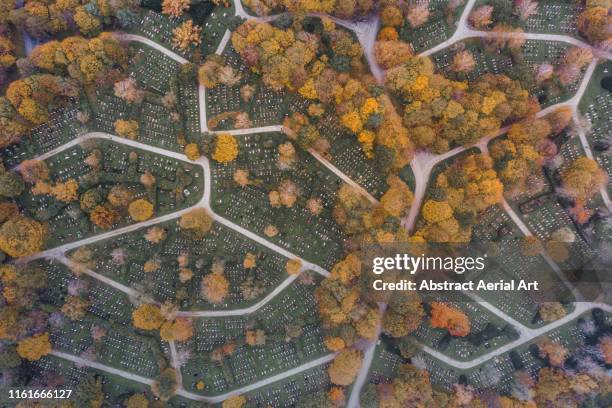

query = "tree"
[
  {"left": 324, "top": 336, "right": 346, "bottom": 352},
  {"left": 283, "top": 258, "right": 302, "bottom": 275},
  {"left": 514, "top": 0, "right": 538, "bottom": 21},
  {"left": 538, "top": 302, "right": 566, "bottom": 323},
  {"left": 429, "top": 302, "right": 470, "bottom": 337},
  {"left": 577, "top": 6, "right": 612, "bottom": 45},
  {"left": 545, "top": 106, "right": 573, "bottom": 135},
  {"left": 18, "top": 159, "right": 49, "bottom": 183},
  {"left": 114, "top": 77, "right": 144, "bottom": 104},
  {"left": 245, "top": 329, "right": 266, "bottom": 346},
  {"left": 222, "top": 395, "right": 247, "bottom": 408},
  {"left": 451, "top": 50, "right": 476, "bottom": 73},
  {"left": 128, "top": 199, "right": 154, "bottom": 222},
  {"left": 328, "top": 387, "right": 345, "bottom": 407},
  {"left": 212, "top": 134, "right": 239, "bottom": 163},
  {"left": 278, "top": 179, "right": 299, "bottom": 208},
  {"left": 599, "top": 335, "right": 612, "bottom": 365},
  {"left": 0, "top": 216, "right": 45, "bottom": 257},
  {"left": 160, "top": 318, "right": 194, "bottom": 342},
  {"left": 172, "top": 20, "right": 202, "bottom": 51},
  {"left": 144, "top": 226, "right": 167, "bottom": 244},
  {"left": 422, "top": 200, "right": 453, "bottom": 223},
  {"left": 233, "top": 169, "right": 250, "bottom": 187},
  {"left": 469, "top": 5, "right": 494, "bottom": 29},
  {"left": 132, "top": 304, "right": 164, "bottom": 331},
  {"left": 107, "top": 185, "right": 134, "bottom": 208},
  {"left": 61, "top": 296, "right": 90, "bottom": 320},
  {"left": 162, "top": 0, "right": 191, "bottom": 17},
  {"left": 17, "top": 332, "right": 51, "bottom": 361},
  {"left": 0, "top": 171, "right": 24, "bottom": 198},
  {"left": 179, "top": 208, "right": 214, "bottom": 239},
  {"left": 243, "top": 252, "right": 257, "bottom": 269},
  {"left": 125, "top": 393, "right": 149, "bottom": 408},
  {"left": 380, "top": 176, "right": 413, "bottom": 218},
  {"left": 383, "top": 292, "right": 424, "bottom": 338},
  {"left": 561, "top": 157, "right": 607, "bottom": 201},
  {"left": 185, "top": 143, "right": 200, "bottom": 160},
  {"left": 32, "top": 178, "right": 79, "bottom": 202},
  {"left": 89, "top": 205, "right": 119, "bottom": 230},
  {"left": 537, "top": 338, "right": 568, "bottom": 367},
  {"left": 374, "top": 41, "right": 413, "bottom": 69},
  {"left": 407, "top": 2, "right": 430, "bottom": 28},
  {"left": 151, "top": 368, "right": 178, "bottom": 401},
  {"left": 380, "top": 5, "right": 403, "bottom": 27},
  {"left": 328, "top": 349, "right": 362, "bottom": 385},
  {"left": 201, "top": 269, "right": 230, "bottom": 304},
  {"left": 114, "top": 119, "right": 139, "bottom": 140}
]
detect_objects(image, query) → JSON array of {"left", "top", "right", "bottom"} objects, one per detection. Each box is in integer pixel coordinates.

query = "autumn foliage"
[
  {"left": 17, "top": 332, "right": 51, "bottom": 361},
  {"left": 0, "top": 216, "right": 45, "bottom": 257},
  {"left": 132, "top": 304, "right": 164, "bottom": 331},
  {"left": 128, "top": 199, "right": 154, "bottom": 222},
  {"left": 429, "top": 302, "right": 470, "bottom": 337},
  {"left": 328, "top": 349, "right": 362, "bottom": 386},
  {"left": 179, "top": 208, "right": 214, "bottom": 239},
  {"left": 212, "top": 134, "right": 239, "bottom": 163}
]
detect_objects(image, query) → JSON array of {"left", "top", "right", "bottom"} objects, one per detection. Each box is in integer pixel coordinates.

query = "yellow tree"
[
  {"left": 328, "top": 349, "right": 363, "bottom": 385},
  {"left": 179, "top": 208, "right": 214, "bottom": 239},
  {"left": 212, "top": 134, "right": 239, "bottom": 163},
  {"left": 128, "top": 199, "right": 154, "bottom": 221},
  {"left": 132, "top": 304, "right": 164, "bottom": 331},
  {"left": 0, "top": 216, "right": 45, "bottom": 258},
  {"left": 17, "top": 332, "right": 51, "bottom": 361},
  {"left": 114, "top": 119, "right": 139, "bottom": 140},
  {"left": 162, "top": 0, "right": 191, "bottom": 17},
  {"left": 201, "top": 264, "right": 230, "bottom": 304},
  {"left": 172, "top": 20, "right": 202, "bottom": 51}
]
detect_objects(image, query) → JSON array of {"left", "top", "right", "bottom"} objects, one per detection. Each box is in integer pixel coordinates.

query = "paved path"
[
  {"left": 347, "top": 303, "right": 387, "bottom": 408},
  {"left": 421, "top": 302, "right": 612, "bottom": 370},
  {"left": 50, "top": 350, "right": 155, "bottom": 385},
  {"left": 51, "top": 348, "right": 334, "bottom": 404},
  {"left": 308, "top": 149, "right": 378, "bottom": 204}
]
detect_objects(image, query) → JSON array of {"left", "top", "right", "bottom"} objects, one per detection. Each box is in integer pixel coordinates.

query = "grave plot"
[
  {"left": 180, "top": 280, "right": 328, "bottom": 396},
  {"left": 523, "top": 0, "right": 583, "bottom": 37},
  {"left": 33, "top": 259, "right": 171, "bottom": 380},
  {"left": 368, "top": 309, "right": 608, "bottom": 395},
  {"left": 365, "top": 344, "right": 404, "bottom": 386},
  {"left": 133, "top": 11, "right": 196, "bottom": 60},
  {"left": 317, "top": 113, "right": 390, "bottom": 200},
  {"left": 92, "top": 43, "right": 198, "bottom": 153},
  {"left": 411, "top": 292, "right": 517, "bottom": 361},
  {"left": 580, "top": 61, "right": 612, "bottom": 197},
  {"left": 129, "top": 45, "right": 181, "bottom": 94},
  {"left": 66, "top": 219, "right": 297, "bottom": 310},
  {"left": 0, "top": 105, "right": 83, "bottom": 169},
  {"left": 399, "top": 0, "right": 466, "bottom": 53},
  {"left": 16, "top": 140, "right": 203, "bottom": 247},
  {"left": 471, "top": 204, "right": 556, "bottom": 327},
  {"left": 201, "top": 2, "right": 237, "bottom": 55},
  {"left": 205, "top": 46, "right": 293, "bottom": 131},
  {"left": 210, "top": 132, "right": 345, "bottom": 269},
  {"left": 40, "top": 259, "right": 134, "bottom": 327},
  {"left": 245, "top": 363, "right": 332, "bottom": 407},
  {"left": 431, "top": 40, "right": 581, "bottom": 108}
]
